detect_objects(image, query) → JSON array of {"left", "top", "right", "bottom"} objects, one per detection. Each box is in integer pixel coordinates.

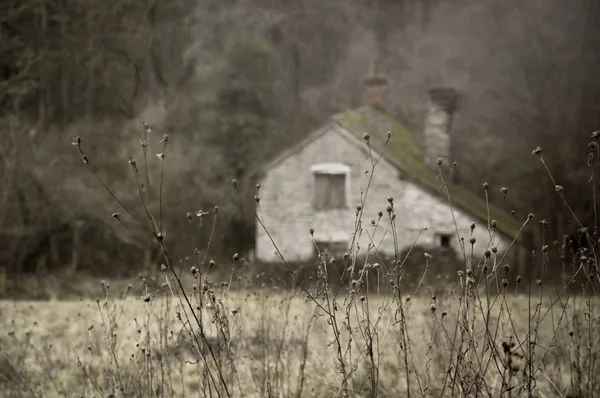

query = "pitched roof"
[{"left": 331, "top": 105, "right": 523, "bottom": 241}]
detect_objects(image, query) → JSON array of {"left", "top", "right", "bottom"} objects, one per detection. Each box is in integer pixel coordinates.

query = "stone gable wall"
[{"left": 256, "top": 125, "right": 511, "bottom": 265}]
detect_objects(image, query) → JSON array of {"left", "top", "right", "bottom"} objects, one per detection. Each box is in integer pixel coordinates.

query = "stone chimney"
[
  {"left": 424, "top": 87, "right": 458, "bottom": 169},
  {"left": 362, "top": 59, "right": 388, "bottom": 109}
]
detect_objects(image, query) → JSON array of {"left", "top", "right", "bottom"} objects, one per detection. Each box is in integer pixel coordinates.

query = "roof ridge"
[{"left": 334, "top": 107, "right": 523, "bottom": 241}]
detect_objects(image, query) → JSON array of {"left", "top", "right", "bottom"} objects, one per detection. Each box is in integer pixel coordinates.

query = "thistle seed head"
[{"left": 527, "top": 213, "right": 535, "bottom": 220}]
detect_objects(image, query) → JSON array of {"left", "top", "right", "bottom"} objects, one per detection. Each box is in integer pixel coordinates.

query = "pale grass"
[{"left": 1, "top": 288, "right": 596, "bottom": 397}]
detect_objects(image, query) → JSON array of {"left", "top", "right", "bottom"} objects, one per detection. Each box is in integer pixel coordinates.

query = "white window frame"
[{"left": 310, "top": 163, "right": 351, "bottom": 209}]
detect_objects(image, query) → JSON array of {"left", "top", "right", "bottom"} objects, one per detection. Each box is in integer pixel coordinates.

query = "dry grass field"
[{"left": 1, "top": 279, "right": 598, "bottom": 398}]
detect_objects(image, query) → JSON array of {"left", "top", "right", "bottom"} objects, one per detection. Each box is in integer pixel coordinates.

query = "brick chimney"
[
  {"left": 424, "top": 87, "right": 458, "bottom": 169},
  {"left": 362, "top": 59, "right": 388, "bottom": 109}
]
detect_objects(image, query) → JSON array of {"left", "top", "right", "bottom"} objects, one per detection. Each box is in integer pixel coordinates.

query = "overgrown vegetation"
[{"left": 2, "top": 125, "right": 599, "bottom": 398}]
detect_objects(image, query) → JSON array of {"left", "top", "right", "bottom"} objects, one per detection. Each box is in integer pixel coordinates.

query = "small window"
[
  {"left": 314, "top": 173, "right": 346, "bottom": 209},
  {"left": 311, "top": 163, "right": 350, "bottom": 210},
  {"left": 439, "top": 234, "right": 452, "bottom": 248}
]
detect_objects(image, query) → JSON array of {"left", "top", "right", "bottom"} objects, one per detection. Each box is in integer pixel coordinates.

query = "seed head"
[
  {"left": 214, "top": 206, "right": 219, "bottom": 214},
  {"left": 536, "top": 279, "right": 542, "bottom": 286},
  {"left": 501, "top": 187, "right": 509, "bottom": 195},
  {"left": 502, "top": 279, "right": 508, "bottom": 288},
  {"left": 469, "top": 237, "right": 476, "bottom": 245},
  {"left": 516, "top": 275, "right": 522, "bottom": 284},
  {"left": 112, "top": 213, "right": 120, "bottom": 221},
  {"left": 386, "top": 205, "right": 393, "bottom": 213},
  {"left": 555, "top": 185, "right": 563, "bottom": 193},
  {"left": 466, "top": 268, "right": 473, "bottom": 276},
  {"left": 254, "top": 195, "right": 260, "bottom": 203},
  {"left": 72, "top": 136, "right": 81, "bottom": 146},
  {"left": 186, "top": 212, "right": 192, "bottom": 221},
  {"left": 437, "top": 158, "right": 443, "bottom": 166},
  {"left": 363, "top": 133, "right": 370, "bottom": 141},
  {"left": 233, "top": 253, "right": 239, "bottom": 262},
  {"left": 156, "top": 232, "right": 165, "bottom": 242},
  {"left": 309, "top": 228, "right": 315, "bottom": 236},
  {"left": 482, "top": 182, "right": 489, "bottom": 190},
  {"left": 387, "top": 196, "right": 394, "bottom": 204},
  {"left": 129, "top": 158, "right": 136, "bottom": 166},
  {"left": 386, "top": 131, "right": 392, "bottom": 140},
  {"left": 209, "top": 259, "right": 215, "bottom": 268},
  {"left": 430, "top": 303, "right": 437, "bottom": 312},
  {"left": 485, "top": 249, "right": 491, "bottom": 258},
  {"left": 491, "top": 246, "right": 498, "bottom": 253},
  {"left": 527, "top": 213, "right": 535, "bottom": 220},
  {"left": 504, "top": 264, "right": 510, "bottom": 273},
  {"left": 356, "top": 204, "right": 362, "bottom": 212},
  {"left": 156, "top": 153, "right": 165, "bottom": 159},
  {"left": 491, "top": 220, "right": 497, "bottom": 228},
  {"left": 532, "top": 146, "right": 542, "bottom": 155},
  {"left": 160, "top": 264, "right": 167, "bottom": 272},
  {"left": 378, "top": 210, "right": 383, "bottom": 218},
  {"left": 592, "top": 131, "right": 600, "bottom": 140},
  {"left": 470, "top": 222, "right": 476, "bottom": 231},
  {"left": 424, "top": 253, "right": 432, "bottom": 259}
]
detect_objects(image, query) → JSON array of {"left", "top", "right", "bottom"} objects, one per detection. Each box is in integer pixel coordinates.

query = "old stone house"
[{"left": 255, "top": 64, "right": 524, "bottom": 265}]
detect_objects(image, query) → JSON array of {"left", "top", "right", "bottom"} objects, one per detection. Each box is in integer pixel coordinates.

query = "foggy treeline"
[{"left": 1, "top": 0, "right": 599, "bottom": 276}]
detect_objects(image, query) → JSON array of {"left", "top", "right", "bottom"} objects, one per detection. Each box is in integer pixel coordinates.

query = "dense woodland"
[{"left": 1, "top": 0, "right": 600, "bottom": 276}]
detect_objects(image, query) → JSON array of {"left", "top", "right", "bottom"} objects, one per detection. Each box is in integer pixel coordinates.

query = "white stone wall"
[{"left": 256, "top": 124, "right": 510, "bottom": 263}]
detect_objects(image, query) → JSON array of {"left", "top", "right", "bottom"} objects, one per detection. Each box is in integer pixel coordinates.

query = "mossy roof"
[{"left": 332, "top": 106, "right": 523, "bottom": 241}]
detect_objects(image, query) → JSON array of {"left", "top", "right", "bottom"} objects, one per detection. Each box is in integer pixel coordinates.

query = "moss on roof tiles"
[{"left": 333, "top": 106, "right": 523, "bottom": 241}]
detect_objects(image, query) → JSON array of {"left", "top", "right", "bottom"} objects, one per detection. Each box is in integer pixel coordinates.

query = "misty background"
[{"left": 1, "top": 0, "right": 599, "bottom": 283}]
